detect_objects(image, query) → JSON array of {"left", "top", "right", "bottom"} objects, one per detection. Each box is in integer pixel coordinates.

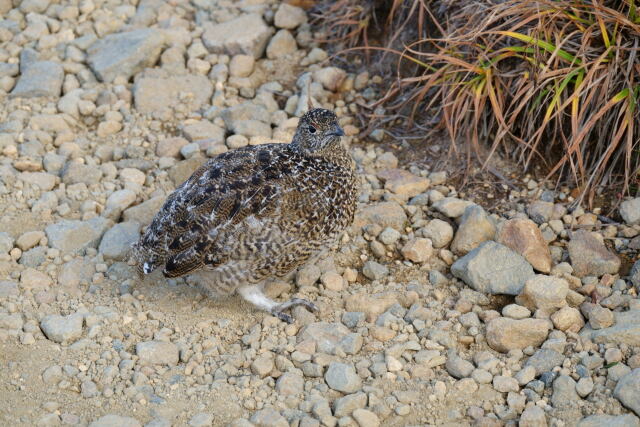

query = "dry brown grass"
[{"left": 314, "top": 0, "right": 640, "bottom": 206}]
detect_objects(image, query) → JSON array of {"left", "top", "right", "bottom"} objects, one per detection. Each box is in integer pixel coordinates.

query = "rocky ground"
[{"left": 1, "top": 0, "right": 640, "bottom": 426}]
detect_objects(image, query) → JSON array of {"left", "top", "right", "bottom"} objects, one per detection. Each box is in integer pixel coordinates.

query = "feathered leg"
[{"left": 237, "top": 283, "right": 317, "bottom": 323}]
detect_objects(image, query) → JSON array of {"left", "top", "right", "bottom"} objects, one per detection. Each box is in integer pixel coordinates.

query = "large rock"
[
  {"left": 567, "top": 230, "right": 620, "bottom": 277},
  {"left": 450, "top": 205, "right": 496, "bottom": 255},
  {"left": 11, "top": 61, "right": 64, "bottom": 98},
  {"left": 496, "top": 218, "right": 552, "bottom": 273},
  {"left": 486, "top": 317, "right": 550, "bottom": 352},
  {"left": 99, "top": 222, "right": 141, "bottom": 261},
  {"left": 451, "top": 241, "right": 535, "bottom": 295},
  {"left": 551, "top": 375, "right": 580, "bottom": 408},
  {"left": 614, "top": 369, "right": 640, "bottom": 416},
  {"left": 40, "top": 313, "right": 84, "bottom": 344},
  {"left": 133, "top": 72, "right": 213, "bottom": 116},
  {"left": 352, "top": 202, "right": 407, "bottom": 231},
  {"left": 620, "top": 198, "right": 640, "bottom": 225},
  {"left": 202, "top": 14, "right": 273, "bottom": 58},
  {"left": 123, "top": 196, "right": 166, "bottom": 226},
  {"left": 45, "top": 217, "right": 112, "bottom": 253},
  {"left": 580, "top": 309, "right": 640, "bottom": 346},
  {"left": 432, "top": 197, "right": 475, "bottom": 218},
  {"left": 87, "top": 29, "right": 166, "bottom": 83},
  {"left": 274, "top": 3, "right": 307, "bottom": 29},
  {"left": 516, "top": 275, "right": 568, "bottom": 314},
  {"left": 325, "top": 362, "right": 362, "bottom": 393}
]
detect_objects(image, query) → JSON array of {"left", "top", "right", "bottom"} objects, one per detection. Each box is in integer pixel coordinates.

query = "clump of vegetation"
[{"left": 313, "top": 0, "right": 640, "bottom": 205}]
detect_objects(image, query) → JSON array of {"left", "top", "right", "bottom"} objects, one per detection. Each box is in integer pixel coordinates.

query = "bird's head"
[{"left": 292, "top": 108, "right": 345, "bottom": 154}]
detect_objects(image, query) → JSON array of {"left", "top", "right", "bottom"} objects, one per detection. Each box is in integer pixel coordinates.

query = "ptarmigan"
[{"left": 131, "top": 108, "right": 358, "bottom": 323}]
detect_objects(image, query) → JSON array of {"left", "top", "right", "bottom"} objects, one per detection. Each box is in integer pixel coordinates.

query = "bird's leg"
[{"left": 237, "top": 284, "right": 317, "bottom": 324}]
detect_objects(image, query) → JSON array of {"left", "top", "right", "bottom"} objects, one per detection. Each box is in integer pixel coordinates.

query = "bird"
[{"left": 131, "top": 108, "right": 358, "bottom": 323}]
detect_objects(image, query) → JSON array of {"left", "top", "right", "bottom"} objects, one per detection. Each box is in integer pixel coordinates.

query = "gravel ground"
[{"left": 1, "top": 1, "right": 640, "bottom": 426}]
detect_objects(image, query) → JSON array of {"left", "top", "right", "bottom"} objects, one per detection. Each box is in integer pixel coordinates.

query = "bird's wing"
[{"left": 137, "top": 144, "right": 329, "bottom": 278}]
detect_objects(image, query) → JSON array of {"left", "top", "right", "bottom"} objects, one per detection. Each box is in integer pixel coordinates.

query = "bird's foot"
[{"left": 270, "top": 298, "right": 318, "bottom": 324}]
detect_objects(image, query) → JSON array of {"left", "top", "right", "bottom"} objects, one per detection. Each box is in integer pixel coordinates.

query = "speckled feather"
[{"left": 131, "top": 109, "right": 358, "bottom": 296}]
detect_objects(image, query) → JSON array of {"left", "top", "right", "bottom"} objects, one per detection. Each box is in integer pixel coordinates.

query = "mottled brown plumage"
[{"left": 131, "top": 109, "right": 358, "bottom": 322}]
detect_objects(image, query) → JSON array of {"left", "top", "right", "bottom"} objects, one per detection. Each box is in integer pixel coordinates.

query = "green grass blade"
[
  {"left": 498, "top": 31, "right": 581, "bottom": 65},
  {"left": 544, "top": 68, "right": 583, "bottom": 122}
]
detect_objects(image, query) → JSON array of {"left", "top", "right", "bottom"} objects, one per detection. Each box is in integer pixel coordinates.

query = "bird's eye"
[{"left": 308, "top": 126, "right": 316, "bottom": 134}]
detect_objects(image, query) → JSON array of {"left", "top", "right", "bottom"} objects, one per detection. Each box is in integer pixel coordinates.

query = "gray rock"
[
  {"left": 353, "top": 202, "right": 407, "bottom": 231},
  {"left": 40, "top": 313, "right": 84, "bottom": 344},
  {"left": 99, "top": 221, "right": 141, "bottom": 261},
  {"left": 325, "top": 362, "right": 362, "bottom": 393},
  {"left": 89, "top": 415, "right": 142, "bottom": 427},
  {"left": 575, "top": 377, "right": 594, "bottom": 397},
  {"left": 432, "top": 197, "right": 475, "bottom": 218},
  {"left": 11, "top": 61, "right": 64, "bottom": 98},
  {"left": 0, "top": 232, "right": 14, "bottom": 254},
  {"left": 299, "top": 322, "right": 350, "bottom": 354},
  {"left": 202, "top": 14, "right": 274, "bottom": 58},
  {"left": 451, "top": 241, "right": 535, "bottom": 295},
  {"left": 342, "top": 312, "right": 365, "bottom": 329},
  {"left": 275, "top": 372, "right": 304, "bottom": 396},
  {"left": 188, "top": 413, "right": 213, "bottom": 427},
  {"left": 81, "top": 380, "right": 99, "bottom": 398},
  {"left": 525, "top": 349, "right": 565, "bottom": 375},
  {"left": 333, "top": 392, "right": 367, "bottom": 417},
  {"left": 519, "top": 406, "right": 547, "bottom": 426},
  {"left": 551, "top": 375, "right": 580, "bottom": 408},
  {"left": 19, "top": 246, "right": 47, "bottom": 267},
  {"left": 517, "top": 274, "right": 568, "bottom": 314},
  {"left": 568, "top": 230, "right": 620, "bottom": 277},
  {"left": 614, "top": 368, "right": 640, "bottom": 416},
  {"left": 0, "top": 281, "right": 19, "bottom": 298},
  {"left": 362, "top": 261, "right": 389, "bottom": 280},
  {"left": 136, "top": 341, "right": 179, "bottom": 366},
  {"left": 249, "top": 408, "right": 288, "bottom": 427},
  {"left": 579, "top": 414, "right": 640, "bottom": 427},
  {"left": 266, "top": 29, "right": 297, "bottom": 59},
  {"left": 528, "top": 201, "right": 554, "bottom": 224},
  {"left": 493, "top": 376, "right": 519, "bottom": 393},
  {"left": 445, "top": 352, "right": 474, "bottom": 378},
  {"left": 62, "top": 162, "right": 103, "bottom": 185},
  {"left": 0, "top": 313, "right": 23, "bottom": 330},
  {"left": 123, "top": 196, "right": 166, "bottom": 227},
  {"left": 620, "top": 198, "right": 640, "bottom": 225},
  {"left": 486, "top": 317, "right": 550, "bottom": 353},
  {"left": 145, "top": 418, "right": 172, "bottom": 427},
  {"left": 134, "top": 73, "right": 213, "bottom": 116},
  {"left": 45, "top": 217, "right": 112, "bottom": 253},
  {"left": 630, "top": 259, "right": 640, "bottom": 289},
  {"left": 450, "top": 205, "right": 496, "bottom": 255},
  {"left": 221, "top": 102, "right": 270, "bottom": 132},
  {"left": 87, "top": 29, "right": 166, "bottom": 83},
  {"left": 579, "top": 309, "right": 640, "bottom": 346}
]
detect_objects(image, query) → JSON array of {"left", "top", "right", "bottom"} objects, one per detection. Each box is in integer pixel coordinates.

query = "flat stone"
[
  {"left": 0, "top": 313, "right": 23, "bottom": 330},
  {"left": 519, "top": 406, "right": 547, "bottom": 427},
  {"left": 400, "top": 238, "right": 433, "bottom": 263},
  {"left": 99, "top": 221, "right": 141, "bottom": 261},
  {"left": 249, "top": 408, "right": 288, "bottom": 427},
  {"left": 87, "top": 29, "right": 166, "bottom": 83},
  {"left": 344, "top": 293, "right": 397, "bottom": 323},
  {"left": 579, "top": 414, "right": 640, "bottom": 427},
  {"left": 123, "top": 196, "right": 167, "bottom": 226},
  {"left": 0, "top": 281, "right": 19, "bottom": 298},
  {"left": 450, "top": 205, "right": 496, "bottom": 255},
  {"left": 362, "top": 261, "right": 389, "bottom": 280},
  {"left": 0, "top": 232, "right": 14, "bottom": 254},
  {"left": 182, "top": 120, "right": 225, "bottom": 144},
  {"left": 445, "top": 353, "right": 474, "bottom": 379},
  {"left": 168, "top": 157, "right": 207, "bottom": 187},
  {"left": 486, "top": 317, "right": 550, "bottom": 353},
  {"left": 493, "top": 375, "right": 519, "bottom": 393},
  {"left": 16, "top": 230, "right": 44, "bottom": 251},
  {"left": 551, "top": 375, "right": 580, "bottom": 408},
  {"left": 45, "top": 217, "right": 112, "bottom": 253},
  {"left": 517, "top": 275, "right": 568, "bottom": 314},
  {"left": 325, "top": 362, "right": 362, "bottom": 393},
  {"left": 451, "top": 241, "right": 535, "bottom": 295},
  {"left": 432, "top": 197, "right": 475, "bottom": 218},
  {"left": 568, "top": 230, "right": 620, "bottom": 277},
  {"left": 20, "top": 267, "right": 52, "bottom": 291},
  {"left": 134, "top": 73, "right": 213, "bottom": 116},
  {"left": 528, "top": 201, "right": 554, "bottom": 224},
  {"left": 525, "top": 349, "right": 564, "bottom": 375},
  {"left": 496, "top": 218, "right": 552, "bottom": 273},
  {"left": 89, "top": 415, "right": 142, "bottom": 427},
  {"left": 376, "top": 168, "right": 430, "bottom": 198},
  {"left": 353, "top": 202, "right": 407, "bottom": 231},
  {"left": 298, "top": 322, "right": 350, "bottom": 354},
  {"left": 136, "top": 341, "right": 179, "bottom": 366},
  {"left": 275, "top": 372, "right": 303, "bottom": 396},
  {"left": 421, "top": 219, "right": 454, "bottom": 248},
  {"left": 620, "top": 198, "right": 640, "bottom": 225},
  {"left": 313, "top": 67, "right": 347, "bottom": 92},
  {"left": 188, "top": 413, "right": 213, "bottom": 427},
  {"left": 202, "top": 14, "right": 273, "bottom": 58},
  {"left": 62, "top": 162, "right": 103, "bottom": 186},
  {"left": 333, "top": 392, "right": 367, "bottom": 417},
  {"left": 156, "top": 137, "right": 189, "bottom": 158},
  {"left": 11, "top": 61, "right": 63, "bottom": 98},
  {"left": 352, "top": 409, "right": 380, "bottom": 427},
  {"left": 580, "top": 309, "right": 640, "bottom": 347},
  {"left": 40, "top": 313, "right": 84, "bottom": 344}
]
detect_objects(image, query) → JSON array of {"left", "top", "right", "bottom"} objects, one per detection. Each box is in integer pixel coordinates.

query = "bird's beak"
[{"left": 328, "top": 125, "right": 345, "bottom": 137}]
